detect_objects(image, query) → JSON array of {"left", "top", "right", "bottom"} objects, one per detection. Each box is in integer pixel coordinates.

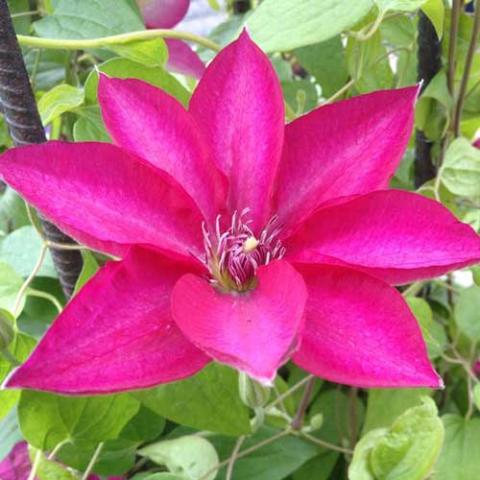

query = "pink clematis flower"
[
  {"left": 2, "top": 32, "right": 480, "bottom": 394},
  {"left": 136, "top": 0, "right": 205, "bottom": 78}
]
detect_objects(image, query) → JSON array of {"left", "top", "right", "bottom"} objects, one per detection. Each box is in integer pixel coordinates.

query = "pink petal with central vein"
[
  {"left": 7, "top": 248, "right": 210, "bottom": 394},
  {"left": 287, "top": 190, "right": 480, "bottom": 284},
  {"left": 275, "top": 86, "right": 418, "bottom": 231},
  {"left": 99, "top": 76, "right": 222, "bottom": 225},
  {"left": 171, "top": 260, "right": 307, "bottom": 383},
  {"left": 0, "top": 141, "right": 204, "bottom": 259},
  {"left": 189, "top": 31, "right": 285, "bottom": 231},
  {"left": 293, "top": 264, "right": 442, "bottom": 388}
]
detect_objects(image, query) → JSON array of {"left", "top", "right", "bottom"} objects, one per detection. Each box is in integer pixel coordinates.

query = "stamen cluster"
[{"left": 202, "top": 209, "right": 285, "bottom": 292}]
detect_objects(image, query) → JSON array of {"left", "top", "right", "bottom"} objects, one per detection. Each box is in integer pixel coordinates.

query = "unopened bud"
[
  {"left": 239, "top": 372, "right": 271, "bottom": 409},
  {"left": 0, "top": 310, "right": 15, "bottom": 350}
]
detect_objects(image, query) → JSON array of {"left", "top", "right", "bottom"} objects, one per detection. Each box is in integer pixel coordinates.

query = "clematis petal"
[
  {"left": 98, "top": 75, "right": 225, "bottom": 225},
  {"left": 275, "top": 86, "right": 418, "bottom": 230},
  {"left": 293, "top": 265, "right": 442, "bottom": 388},
  {"left": 165, "top": 39, "right": 206, "bottom": 79},
  {"left": 138, "top": 0, "right": 190, "bottom": 29},
  {"left": 189, "top": 30, "right": 285, "bottom": 231},
  {"left": 6, "top": 248, "right": 210, "bottom": 394},
  {"left": 0, "top": 141, "right": 204, "bottom": 259},
  {"left": 287, "top": 190, "right": 480, "bottom": 284},
  {"left": 171, "top": 260, "right": 307, "bottom": 383}
]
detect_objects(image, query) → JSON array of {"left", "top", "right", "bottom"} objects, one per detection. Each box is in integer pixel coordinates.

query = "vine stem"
[
  {"left": 17, "top": 29, "right": 221, "bottom": 52},
  {"left": 291, "top": 377, "right": 315, "bottom": 430},
  {"left": 266, "top": 374, "right": 314, "bottom": 411},
  {"left": 13, "top": 243, "right": 48, "bottom": 317},
  {"left": 0, "top": 0, "right": 83, "bottom": 298},
  {"left": 225, "top": 435, "right": 246, "bottom": 480},
  {"left": 81, "top": 442, "right": 104, "bottom": 480},
  {"left": 447, "top": 0, "right": 461, "bottom": 96},
  {"left": 27, "top": 449, "right": 42, "bottom": 480},
  {"left": 453, "top": 0, "right": 480, "bottom": 136},
  {"left": 199, "top": 430, "right": 290, "bottom": 480}
]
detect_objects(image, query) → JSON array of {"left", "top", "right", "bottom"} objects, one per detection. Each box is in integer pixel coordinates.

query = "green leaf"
[
  {"left": 135, "top": 364, "right": 251, "bottom": 436},
  {"left": 34, "top": 0, "right": 144, "bottom": 39},
  {"left": 73, "top": 250, "right": 99, "bottom": 295},
  {"left": 474, "top": 384, "right": 480, "bottom": 411},
  {"left": 309, "top": 389, "right": 365, "bottom": 447},
  {"left": 292, "top": 451, "right": 338, "bottom": 480},
  {"left": 454, "top": 285, "right": 480, "bottom": 342},
  {"left": 73, "top": 106, "right": 111, "bottom": 142},
  {"left": 441, "top": 137, "right": 480, "bottom": 198},
  {"left": 346, "top": 29, "right": 394, "bottom": 93},
  {"left": 294, "top": 36, "right": 348, "bottom": 97},
  {"left": 407, "top": 296, "right": 446, "bottom": 359},
  {"left": 18, "top": 391, "right": 140, "bottom": 450},
  {"left": 350, "top": 398, "right": 444, "bottom": 480},
  {"left": 131, "top": 474, "right": 184, "bottom": 480},
  {"left": 246, "top": 0, "right": 373, "bottom": 52},
  {"left": 374, "top": 0, "right": 426, "bottom": 13},
  {"left": 0, "top": 390, "right": 20, "bottom": 421},
  {"left": 421, "top": 0, "right": 445, "bottom": 38},
  {"left": 435, "top": 415, "right": 480, "bottom": 480},
  {"left": 58, "top": 438, "right": 136, "bottom": 477},
  {"left": 210, "top": 426, "right": 318, "bottom": 480},
  {"left": 0, "top": 226, "right": 57, "bottom": 278},
  {"left": 415, "top": 71, "right": 451, "bottom": 140},
  {"left": 140, "top": 436, "right": 219, "bottom": 480},
  {"left": 38, "top": 84, "right": 84, "bottom": 126},
  {"left": 0, "top": 262, "right": 26, "bottom": 314},
  {"left": 349, "top": 428, "right": 388, "bottom": 480},
  {"left": 0, "top": 331, "right": 36, "bottom": 383},
  {"left": 108, "top": 38, "right": 168, "bottom": 67},
  {"left": 119, "top": 405, "right": 165, "bottom": 443},
  {"left": 281, "top": 80, "right": 318, "bottom": 115},
  {"left": 363, "top": 388, "right": 431, "bottom": 434},
  {"left": 24, "top": 50, "right": 70, "bottom": 92},
  {"left": 84, "top": 57, "right": 190, "bottom": 106},
  {"left": 29, "top": 447, "right": 78, "bottom": 480}
]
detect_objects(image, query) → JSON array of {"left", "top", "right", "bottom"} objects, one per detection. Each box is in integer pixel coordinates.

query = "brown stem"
[
  {"left": 453, "top": 0, "right": 480, "bottom": 136},
  {"left": 291, "top": 377, "right": 315, "bottom": 430},
  {"left": 414, "top": 11, "right": 442, "bottom": 188},
  {"left": 0, "top": 0, "right": 82, "bottom": 298},
  {"left": 447, "top": 0, "right": 462, "bottom": 95}
]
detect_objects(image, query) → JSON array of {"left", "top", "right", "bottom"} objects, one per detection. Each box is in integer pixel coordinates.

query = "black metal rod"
[
  {"left": 414, "top": 11, "right": 442, "bottom": 188},
  {"left": 0, "top": 0, "right": 82, "bottom": 298}
]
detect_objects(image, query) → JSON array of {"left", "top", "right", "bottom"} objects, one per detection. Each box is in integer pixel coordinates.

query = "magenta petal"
[
  {"left": 189, "top": 30, "right": 285, "bottom": 231},
  {"left": 99, "top": 75, "right": 225, "bottom": 225},
  {"left": 165, "top": 39, "right": 205, "bottom": 78},
  {"left": 287, "top": 190, "right": 480, "bottom": 284},
  {"left": 139, "top": 0, "right": 190, "bottom": 29},
  {"left": 275, "top": 86, "right": 418, "bottom": 230},
  {"left": 0, "top": 141, "right": 204, "bottom": 259},
  {"left": 293, "top": 265, "right": 442, "bottom": 388},
  {"left": 7, "top": 248, "right": 210, "bottom": 394},
  {"left": 171, "top": 260, "right": 307, "bottom": 383},
  {"left": 0, "top": 443, "right": 31, "bottom": 480}
]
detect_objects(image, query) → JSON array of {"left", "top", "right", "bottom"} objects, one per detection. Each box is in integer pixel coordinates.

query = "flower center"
[{"left": 201, "top": 209, "right": 285, "bottom": 292}]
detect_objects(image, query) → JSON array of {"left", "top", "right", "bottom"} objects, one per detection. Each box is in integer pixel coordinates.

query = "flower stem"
[
  {"left": 27, "top": 449, "right": 42, "bottom": 480},
  {"left": 17, "top": 29, "right": 221, "bottom": 52},
  {"left": 453, "top": 0, "right": 480, "bottom": 136},
  {"left": 225, "top": 435, "right": 246, "bottom": 480},
  {"left": 13, "top": 243, "right": 48, "bottom": 317},
  {"left": 291, "top": 377, "right": 315, "bottom": 430},
  {"left": 81, "top": 442, "right": 104, "bottom": 480}
]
